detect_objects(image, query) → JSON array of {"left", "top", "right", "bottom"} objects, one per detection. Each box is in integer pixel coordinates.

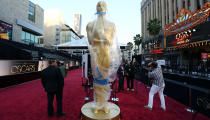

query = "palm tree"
[
  {"left": 147, "top": 18, "right": 161, "bottom": 47},
  {"left": 133, "top": 34, "right": 143, "bottom": 54},
  {"left": 127, "top": 42, "right": 133, "bottom": 50}
]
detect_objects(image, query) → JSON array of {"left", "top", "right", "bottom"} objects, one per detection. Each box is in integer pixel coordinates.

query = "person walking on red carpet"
[
  {"left": 41, "top": 60, "right": 66, "bottom": 117},
  {"left": 125, "top": 61, "right": 135, "bottom": 91},
  {"left": 58, "top": 62, "right": 67, "bottom": 78},
  {"left": 117, "top": 62, "right": 125, "bottom": 91},
  {"left": 144, "top": 61, "right": 166, "bottom": 111}
]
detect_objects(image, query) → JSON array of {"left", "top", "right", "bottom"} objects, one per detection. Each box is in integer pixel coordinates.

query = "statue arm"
[
  {"left": 109, "top": 23, "right": 116, "bottom": 45},
  {"left": 86, "top": 23, "right": 93, "bottom": 45}
]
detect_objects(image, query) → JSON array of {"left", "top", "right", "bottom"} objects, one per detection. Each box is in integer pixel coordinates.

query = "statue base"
[{"left": 81, "top": 102, "right": 120, "bottom": 120}]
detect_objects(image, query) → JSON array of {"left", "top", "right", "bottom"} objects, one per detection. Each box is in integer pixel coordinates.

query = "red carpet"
[{"left": 0, "top": 69, "right": 209, "bottom": 120}]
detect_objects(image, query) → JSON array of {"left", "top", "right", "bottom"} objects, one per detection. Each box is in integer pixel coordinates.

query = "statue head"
[{"left": 96, "top": 1, "right": 107, "bottom": 13}]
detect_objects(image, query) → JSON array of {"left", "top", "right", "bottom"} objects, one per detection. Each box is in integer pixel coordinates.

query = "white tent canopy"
[
  {"left": 55, "top": 37, "right": 127, "bottom": 49},
  {"left": 56, "top": 37, "right": 88, "bottom": 47}
]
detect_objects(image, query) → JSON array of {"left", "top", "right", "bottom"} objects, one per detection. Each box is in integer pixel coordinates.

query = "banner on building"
[
  {"left": 164, "top": 2, "right": 210, "bottom": 48},
  {"left": 0, "top": 20, "right": 13, "bottom": 40},
  {"left": 0, "top": 60, "right": 39, "bottom": 76},
  {"left": 201, "top": 53, "right": 209, "bottom": 62}
]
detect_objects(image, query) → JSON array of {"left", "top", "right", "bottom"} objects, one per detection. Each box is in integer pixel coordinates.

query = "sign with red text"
[{"left": 201, "top": 53, "right": 208, "bottom": 62}]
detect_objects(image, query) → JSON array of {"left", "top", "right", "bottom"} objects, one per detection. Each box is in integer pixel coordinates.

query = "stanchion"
[
  {"left": 84, "top": 79, "right": 91, "bottom": 103},
  {"left": 186, "top": 87, "right": 194, "bottom": 113},
  {"left": 80, "top": 78, "right": 92, "bottom": 119},
  {"left": 111, "top": 79, "right": 122, "bottom": 119}
]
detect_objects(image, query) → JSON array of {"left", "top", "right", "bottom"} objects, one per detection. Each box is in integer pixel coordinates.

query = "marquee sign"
[
  {"left": 164, "top": 2, "right": 210, "bottom": 36},
  {"left": 164, "top": 2, "right": 210, "bottom": 48}
]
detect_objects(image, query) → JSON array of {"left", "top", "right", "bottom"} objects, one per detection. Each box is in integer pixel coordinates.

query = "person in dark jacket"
[
  {"left": 58, "top": 62, "right": 67, "bottom": 78},
  {"left": 117, "top": 62, "right": 125, "bottom": 91},
  {"left": 125, "top": 61, "right": 135, "bottom": 91},
  {"left": 41, "top": 60, "right": 65, "bottom": 117}
]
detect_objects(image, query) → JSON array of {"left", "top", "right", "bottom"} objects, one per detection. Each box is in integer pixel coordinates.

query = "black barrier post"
[
  {"left": 83, "top": 78, "right": 92, "bottom": 103},
  {"left": 186, "top": 87, "right": 194, "bottom": 113},
  {"left": 111, "top": 79, "right": 122, "bottom": 119},
  {"left": 111, "top": 79, "right": 119, "bottom": 105},
  {"left": 86, "top": 77, "right": 91, "bottom": 86},
  {"left": 84, "top": 85, "right": 90, "bottom": 102},
  {"left": 80, "top": 78, "right": 92, "bottom": 119}
]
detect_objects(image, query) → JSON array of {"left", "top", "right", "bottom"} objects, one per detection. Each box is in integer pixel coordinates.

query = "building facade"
[
  {"left": 141, "top": 0, "right": 209, "bottom": 59},
  {"left": 164, "top": 3, "right": 210, "bottom": 74},
  {"left": 43, "top": 9, "right": 81, "bottom": 48},
  {"left": 0, "top": 0, "right": 44, "bottom": 46},
  {"left": 60, "top": 25, "right": 80, "bottom": 44},
  {"left": 43, "top": 9, "right": 65, "bottom": 47},
  {"left": 141, "top": 0, "right": 209, "bottom": 39},
  {"left": 141, "top": 0, "right": 210, "bottom": 77},
  {"left": 74, "top": 14, "right": 82, "bottom": 35}
]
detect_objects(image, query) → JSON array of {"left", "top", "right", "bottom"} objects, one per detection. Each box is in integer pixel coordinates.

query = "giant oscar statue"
[{"left": 81, "top": 1, "right": 121, "bottom": 120}]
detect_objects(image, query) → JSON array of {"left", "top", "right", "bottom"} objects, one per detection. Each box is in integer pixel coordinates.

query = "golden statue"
[{"left": 86, "top": 1, "right": 116, "bottom": 113}]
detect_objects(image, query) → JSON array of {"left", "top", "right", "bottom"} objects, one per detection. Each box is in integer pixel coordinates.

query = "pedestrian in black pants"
[
  {"left": 125, "top": 61, "right": 135, "bottom": 91},
  {"left": 117, "top": 62, "right": 125, "bottom": 91},
  {"left": 41, "top": 60, "right": 66, "bottom": 117}
]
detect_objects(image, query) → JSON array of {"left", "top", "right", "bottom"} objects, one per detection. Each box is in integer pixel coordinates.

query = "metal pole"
[{"left": 186, "top": 87, "right": 194, "bottom": 112}]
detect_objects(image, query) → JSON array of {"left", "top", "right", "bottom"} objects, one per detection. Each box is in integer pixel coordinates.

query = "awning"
[
  {"left": 55, "top": 37, "right": 127, "bottom": 50},
  {"left": 165, "top": 40, "right": 210, "bottom": 51}
]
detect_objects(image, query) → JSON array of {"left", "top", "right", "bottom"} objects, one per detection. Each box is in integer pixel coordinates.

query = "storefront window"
[
  {"left": 25, "top": 32, "right": 30, "bottom": 44},
  {"left": 35, "top": 36, "right": 38, "bottom": 45},
  {"left": 31, "top": 34, "right": 35, "bottom": 43},
  {"left": 21, "top": 31, "right": 39, "bottom": 46},
  {"left": 39, "top": 37, "right": 44, "bottom": 44}
]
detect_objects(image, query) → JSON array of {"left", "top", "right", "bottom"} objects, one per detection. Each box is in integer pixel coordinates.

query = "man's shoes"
[
  {"left": 127, "top": 88, "right": 130, "bottom": 91},
  {"left": 56, "top": 112, "right": 66, "bottom": 117},
  {"left": 144, "top": 105, "right": 152, "bottom": 110},
  {"left": 131, "top": 89, "right": 134, "bottom": 91}
]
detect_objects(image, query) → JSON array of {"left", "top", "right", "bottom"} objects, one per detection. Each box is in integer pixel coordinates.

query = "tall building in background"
[
  {"left": 0, "top": 0, "right": 44, "bottom": 46},
  {"left": 43, "top": 9, "right": 64, "bottom": 47},
  {"left": 74, "top": 14, "right": 82, "bottom": 35}
]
